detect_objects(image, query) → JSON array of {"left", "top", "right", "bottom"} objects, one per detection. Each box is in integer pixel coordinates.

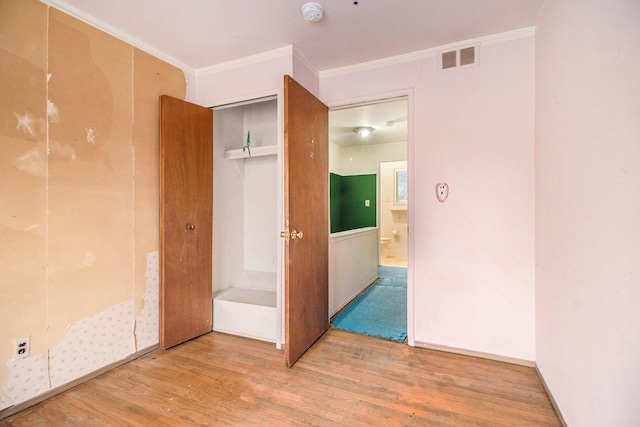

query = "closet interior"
[{"left": 212, "top": 96, "right": 279, "bottom": 342}]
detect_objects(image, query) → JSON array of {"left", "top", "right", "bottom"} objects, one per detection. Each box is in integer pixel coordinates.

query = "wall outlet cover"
[
  {"left": 436, "top": 183, "right": 449, "bottom": 202},
  {"left": 14, "top": 337, "right": 30, "bottom": 359}
]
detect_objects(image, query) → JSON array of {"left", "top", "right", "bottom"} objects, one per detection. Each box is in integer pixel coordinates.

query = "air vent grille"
[
  {"left": 440, "top": 45, "right": 477, "bottom": 70},
  {"left": 442, "top": 51, "right": 457, "bottom": 69},
  {"left": 460, "top": 47, "right": 475, "bottom": 66}
]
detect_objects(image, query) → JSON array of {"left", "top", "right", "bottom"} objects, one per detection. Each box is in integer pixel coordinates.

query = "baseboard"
[
  {"left": 535, "top": 365, "right": 568, "bottom": 427},
  {"left": 413, "top": 340, "right": 536, "bottom": 367},
  {"left": 329, "top": 276, "right": 378, "bottom": 319},
  {"left": 0, "top": 344, "right": 158, "bottom": 421}
]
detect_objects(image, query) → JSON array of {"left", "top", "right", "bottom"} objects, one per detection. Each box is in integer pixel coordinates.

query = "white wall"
[
  {"left": 213, "top": 101, "right": 278, "bottom": 288},
  {"left": 535, "top": 1, "right": 640, "bottom": 425},
  {"left": 380, "top": 161, "right": 408, "bottom": 260},
  {"left": 333, "top": 141, "right": 407, "bottom": 175},
  {"left": 243, "top": 102, "right": 278, "bottom": 273},
  {"left": 292, "top": 50, "right": 320, "bottom": 98},
  {"left": 329, "top": 141, "right": 345, "bottom": 175},
  {"left": 196, "top": 46, "right": 320, "bottom": 107},
  {"left": 199, "top": 51, "right": 320, "bottom": 348},
  {"left": 328, "top": 141, "right": 406, "bottom": 313},
  {"left": 213, "top": 107, "right": 245, "bottom": 291},
  {"left": 329, "top": 228, "right": 378, "bottom": 316},
  {"left": 197, "top": 49, "right": 291, "bottom": 107},
  {"left": 321, "top": 33, "right": 536, "bottom": 361}
]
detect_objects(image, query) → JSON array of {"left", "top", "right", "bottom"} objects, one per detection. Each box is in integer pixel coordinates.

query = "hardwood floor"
[{"left": 1, "top": 329, "right": 561, "bottom": 426}]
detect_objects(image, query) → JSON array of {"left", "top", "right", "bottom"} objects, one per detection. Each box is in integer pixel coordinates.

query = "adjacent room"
[
  {"left": 1, "top": 1, "right": 638, "bottom": 425},
  {"left": 328, "top": 99, "right": 409, "bottom": 342}
]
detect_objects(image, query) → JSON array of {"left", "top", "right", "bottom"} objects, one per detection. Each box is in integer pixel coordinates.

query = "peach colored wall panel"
[
  {"left": 1, "top": 1, "right": 191, "bottom": 412},
  {"left": 132, "top": 48, "right": 185, "bottom": 317},
  {"left": 0, "top": 0, "right": 48, "bottom": 398},
  {"left": 47, "top": 9, "right": 134, "bottom": 344}
]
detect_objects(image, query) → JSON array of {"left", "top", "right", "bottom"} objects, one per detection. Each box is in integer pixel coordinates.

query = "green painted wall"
[{"left": 330, "top": 173, "right": 377, "bottom": 233}]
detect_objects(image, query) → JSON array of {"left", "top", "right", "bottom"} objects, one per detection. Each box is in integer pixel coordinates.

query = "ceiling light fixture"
[
  {"left": 301, "top": 3, "right": 324, "bottom": 23},
  {"left": 354, "top": 126, "right": 375, "bottom": 138}
]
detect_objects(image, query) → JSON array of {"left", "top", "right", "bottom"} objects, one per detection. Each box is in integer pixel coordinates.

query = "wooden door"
[
  {"left": 283, "top": 75, "right": 329, "bottom": 367},
  {"left": 159, "top": 95, "right": 213, "bottom": 349}
]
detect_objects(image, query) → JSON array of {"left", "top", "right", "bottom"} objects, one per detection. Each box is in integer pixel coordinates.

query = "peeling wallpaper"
[
  {"left": 49, "top": 300, "right": 134, "bottom": 388},
  {"left": 132, "top": 49, "right": 186, "bottom": 316},
  {"left": 0, "top": 0, "right": 48, "bottom": 402},
  {"left": 0, "top": 0, "right": 185, "bottom": 412},
  {"left": 3, "top": 353, "right": 49, "bottom": 407},
  {"left": 134, "top": 251, "right": 160, "bottom": 350}
]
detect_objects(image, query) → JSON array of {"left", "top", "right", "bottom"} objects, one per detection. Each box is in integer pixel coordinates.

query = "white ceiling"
[
  {"left": 330, "top": 98, "right": 408, "bottom": 146},
  {"left": 47, "top": 0, "right": 545, "bottom": 72},
  {"left": 46, "top": 0, "right": 544, "bottom": 146}
]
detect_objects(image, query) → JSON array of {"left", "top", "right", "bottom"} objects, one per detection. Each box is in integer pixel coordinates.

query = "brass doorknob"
[
  {"left": 280, "top": 229, "right": 303, "bottom": 240},
  {"left": 186, "top": 223, "right": 195, "bottom": 231}
]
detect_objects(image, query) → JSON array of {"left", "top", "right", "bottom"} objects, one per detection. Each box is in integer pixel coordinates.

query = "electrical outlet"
[{"left": 14, "top": 337, "right": 30, "bottom": 359}]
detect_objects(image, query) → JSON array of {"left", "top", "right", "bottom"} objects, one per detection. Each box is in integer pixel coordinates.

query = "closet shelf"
[{"left": 224, "top": 145, "right": 277, "bottom": 160}]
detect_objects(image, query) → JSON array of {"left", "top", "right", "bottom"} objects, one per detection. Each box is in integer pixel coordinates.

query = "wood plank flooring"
[{"left": 1, "top": 329, "right": 561, "bottom": 426}]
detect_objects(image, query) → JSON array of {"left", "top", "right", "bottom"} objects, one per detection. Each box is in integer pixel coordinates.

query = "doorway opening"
[{"left": 328, "top": 97, "right": 409, "bottom": 342}]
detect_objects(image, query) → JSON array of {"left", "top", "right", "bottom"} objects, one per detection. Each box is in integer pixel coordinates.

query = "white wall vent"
[{"left": 439, "top": 45, "right": 478, "bottom": 70}]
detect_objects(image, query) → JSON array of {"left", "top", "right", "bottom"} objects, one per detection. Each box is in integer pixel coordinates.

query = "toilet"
[{"left": 380, "top": 237, "right": 390, "bottom": 257}]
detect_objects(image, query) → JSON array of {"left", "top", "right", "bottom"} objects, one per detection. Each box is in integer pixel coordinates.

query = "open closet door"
[
  {"left": 283, "top": 75, "right": 329, "bottom": 367},
  {"left": 159, "top": 95, "right": 213, "bottom": 349}
]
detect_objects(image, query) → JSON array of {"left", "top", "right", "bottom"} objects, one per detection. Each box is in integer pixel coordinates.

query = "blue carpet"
[{"left": 332, "top": 266, "right": 407, "bottom": 341}]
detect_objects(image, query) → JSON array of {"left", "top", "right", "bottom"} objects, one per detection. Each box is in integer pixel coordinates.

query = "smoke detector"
[{"left": 302, "top": 3, "right": 324, "bottom": 23}]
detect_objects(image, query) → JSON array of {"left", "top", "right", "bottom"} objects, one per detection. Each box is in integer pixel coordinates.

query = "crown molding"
[
  {"left": 195, "top": 45, "right": 319, "bottom": 79},
  {"left": 320, "top": 27, "right": 535, "bottom": 78},
  {"left": 292, "top": 47, "right": 319, "bottom": 78},
  {"left": 195, "top": 46, "right": 294, "bottom": 77},
  {"left": 40, "top": 0, "right": 195, "bottom": 75},
  {"left": 37, "top": 3, "right": 535, "bottom": 83}
]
